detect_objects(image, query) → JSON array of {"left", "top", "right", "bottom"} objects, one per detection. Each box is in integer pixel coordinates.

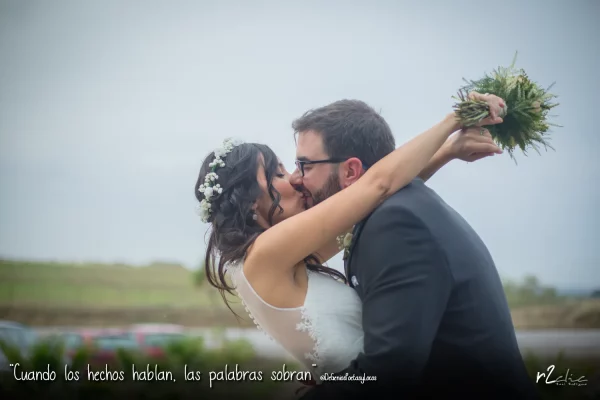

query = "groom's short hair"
[{"left": 292, "top": 99, "right": 395, "bottom": 168}]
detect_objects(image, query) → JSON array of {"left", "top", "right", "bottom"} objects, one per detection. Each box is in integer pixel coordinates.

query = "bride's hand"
[
  {"left": 444, "top": 127, "right": 503, "bottom": 162},
  {"left": 468, "top": 91, "right": 506, "bottom": 127}
]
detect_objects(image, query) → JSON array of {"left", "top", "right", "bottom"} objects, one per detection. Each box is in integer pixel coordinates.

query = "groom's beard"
[{"left": 310, "top": 171, "right": 342, "bottom": 208}]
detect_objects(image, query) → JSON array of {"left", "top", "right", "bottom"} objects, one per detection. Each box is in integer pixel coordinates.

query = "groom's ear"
[{"left": 340, "top": 157, "right": 364, "bottom": 188}]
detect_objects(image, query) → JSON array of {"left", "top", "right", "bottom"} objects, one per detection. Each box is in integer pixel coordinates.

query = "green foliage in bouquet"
[{"left": 453, "top": 52, "right": 561, "bottom": 161}]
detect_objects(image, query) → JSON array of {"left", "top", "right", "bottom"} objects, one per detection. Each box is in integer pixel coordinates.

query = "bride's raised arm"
[
  {"left": 313, "top": 126, "right": 503, "bottom": 264},
  {"left": 246, "top": 93, "right": 505, "bottom": 271}
]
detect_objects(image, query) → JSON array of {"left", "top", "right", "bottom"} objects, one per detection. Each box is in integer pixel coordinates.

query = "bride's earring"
[{"left": 252, "top": 213, "right": 258, "bottom": 221}]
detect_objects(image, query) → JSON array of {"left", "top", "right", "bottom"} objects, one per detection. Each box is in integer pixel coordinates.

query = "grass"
[
  {"left": 511, "top": 300, "right": 600, "bottom": 329},
  {"left": 1, "top": 259, "right": 599, "bottom": 329},
  {"left": 0, "top": 258, "right": 253, "bottom": 327},
  {"left": 0, "top": 335, "right": 304, "bottom": 399},
  {"left": 0, "top": 335, "right": 598, "bottom": 400},
  {"left": 0, "top": 259, "right": 213, "bottom": 308}
]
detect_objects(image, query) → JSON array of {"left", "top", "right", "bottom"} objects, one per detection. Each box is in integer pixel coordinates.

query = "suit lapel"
[{"left": 344, "top": 219, "right": 368, "bottom": 286}]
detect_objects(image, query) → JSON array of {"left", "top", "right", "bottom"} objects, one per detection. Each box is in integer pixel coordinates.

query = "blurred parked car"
[
  {"left": 0, "top": 320, "right": 38, "bottom": 371},
  {"left": 87, "top": 329, "right": 139, "bottom": 367},
  {"left": 128, "top": 324, "right": 186, "bottom": 358},
  {"left": 60, "top": 328, "right": 102, "bottom": 362},
  {"left": 60, "top": 328, "right": 139, "bottom": 368}
]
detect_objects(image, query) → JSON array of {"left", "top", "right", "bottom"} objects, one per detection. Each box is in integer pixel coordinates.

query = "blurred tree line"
[{"left": 502, "top": 275, "right": 562, "bottom": 308}]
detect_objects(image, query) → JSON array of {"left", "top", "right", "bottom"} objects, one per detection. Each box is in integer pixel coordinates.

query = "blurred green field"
[
  {"left": 1, "top": 259, "right": 599, "bottom": 329},
  {"left": 0, "top": 259, "right": 253, "bottom": 327},
  {"left": 0, "top": 259, "right": 213, "bottom": 308}
]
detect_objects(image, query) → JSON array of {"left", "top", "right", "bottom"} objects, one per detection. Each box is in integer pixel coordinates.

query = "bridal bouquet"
[{"left": 453, "top": 53, "right": 560, "bottom": 161}]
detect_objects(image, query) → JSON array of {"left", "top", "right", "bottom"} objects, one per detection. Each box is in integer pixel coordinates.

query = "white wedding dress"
[{"left": 227, "top": 262, "right": 364, "bottom": 383}]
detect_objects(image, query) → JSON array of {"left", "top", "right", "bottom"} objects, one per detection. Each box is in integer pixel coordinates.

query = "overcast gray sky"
[{"left": 0, "top": 0, "right": 598, "bottom": 289}]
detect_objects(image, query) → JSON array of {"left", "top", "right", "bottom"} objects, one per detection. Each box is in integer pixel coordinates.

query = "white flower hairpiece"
[{"left": 196, "top": 138, "right": 243, "bottom": 223}]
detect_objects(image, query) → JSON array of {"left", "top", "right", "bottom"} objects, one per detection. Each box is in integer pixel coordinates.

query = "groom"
[{"left": 290, "top": 99, "right": 538, "bottom": 399}]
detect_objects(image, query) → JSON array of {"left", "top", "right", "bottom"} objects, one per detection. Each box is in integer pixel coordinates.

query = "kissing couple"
[{"left": 195, "top": 93, "right": 539, "bottom": 399}]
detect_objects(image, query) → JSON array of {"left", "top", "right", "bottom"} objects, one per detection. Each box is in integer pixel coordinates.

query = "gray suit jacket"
[{"left": 301, "top": 178, "right": 539, "bottom": 399}]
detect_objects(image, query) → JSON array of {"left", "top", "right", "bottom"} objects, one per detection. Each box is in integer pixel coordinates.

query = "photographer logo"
[{"left": 536, "top": 365, "right": 587, "bottom": 386}]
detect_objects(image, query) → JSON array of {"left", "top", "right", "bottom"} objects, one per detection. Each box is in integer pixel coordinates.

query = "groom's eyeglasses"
[{"left": 294, "top": 158, "right": 348, "bottom": 177}]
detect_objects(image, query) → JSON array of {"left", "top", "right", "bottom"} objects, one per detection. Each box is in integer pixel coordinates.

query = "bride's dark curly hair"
[{"left": 195, "top": 142, "right": 346, "bottom": 315}]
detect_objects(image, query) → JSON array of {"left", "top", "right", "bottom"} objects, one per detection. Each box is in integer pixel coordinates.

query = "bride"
[{"left": 194, "top": 93, "right": 504, "bottom": 388}]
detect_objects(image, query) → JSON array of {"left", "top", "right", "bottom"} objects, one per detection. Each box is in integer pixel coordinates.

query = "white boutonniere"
[{"left": 337, "top": 231, "right": 354, "bottom": 261}]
